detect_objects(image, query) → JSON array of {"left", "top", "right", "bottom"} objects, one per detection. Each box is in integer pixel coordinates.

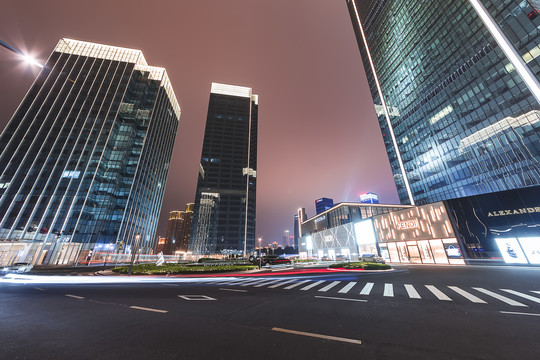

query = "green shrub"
[
  {"left": 113, "top": 263, "right": 256, "bottom": 275},
  {"left": 328, "top": 261, "right": 391, "bottom": 270}
]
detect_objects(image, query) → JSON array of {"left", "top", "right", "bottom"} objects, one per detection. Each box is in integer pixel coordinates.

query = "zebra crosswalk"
[{"left": 196, "top": 277, "right": 540, "bottom": 308}]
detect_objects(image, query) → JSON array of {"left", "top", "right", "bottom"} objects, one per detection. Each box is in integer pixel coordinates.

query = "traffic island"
[
  {"left": 112, "top": 263, "right": 257, "bottom": 275},
  {"left": 328, "top": 262, "right": 392, "bottom": 271}
]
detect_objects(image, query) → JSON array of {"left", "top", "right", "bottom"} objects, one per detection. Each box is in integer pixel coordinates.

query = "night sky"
[{"left": 0, "top": 0, "right": 399, "bottom": 246}]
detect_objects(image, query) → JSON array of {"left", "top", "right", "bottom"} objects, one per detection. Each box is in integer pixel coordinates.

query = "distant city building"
[
  {"left": 347, "top": 1, "right": 540, "bottom": 206},
  {"left": 155, "top": 237, "right": 167, "bottom": 254},
  {"left": 190, "top": 83, "right": 258, "bottom": 255},
  {"left": 360, "top": 192, "right": 379, "bottom": 204},
  {"left": 0, "top": 39, "right": 180, "bottom": 266},
  {"left": 282, "top": 229, "right": 291, "bottom": 247},
  {"left": 315, "top": 197, "right": 334, "bottom": 215},
  {"left": 161, "top": 203, "right": 195, "bottom": 255},
  {"left": 164, "top": 211, "right": 184, "bottom": 255}
]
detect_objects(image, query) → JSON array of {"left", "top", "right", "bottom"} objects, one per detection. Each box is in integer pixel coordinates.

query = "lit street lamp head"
[{"left": 0, "top": 39, "right": 44, "bottom": 68}]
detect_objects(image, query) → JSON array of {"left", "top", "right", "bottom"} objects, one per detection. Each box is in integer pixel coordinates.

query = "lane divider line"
[
  {"left": 219, "top": 288, "right": 247, "bottom": 293},
  {"left": 272, "top": 327, "right": 362, "bottom": 345},
  {"left": 500, "top": 311, "right": 540, "bottom": 317},
  {"left": 315, "top": 296, "right": 367, "bottom": 303},
  {"left": 129, "top": 306, "right": 168, "bottom": 313},
  {"left": 65, "top": 294, "right": 84, "bottom": 299}
]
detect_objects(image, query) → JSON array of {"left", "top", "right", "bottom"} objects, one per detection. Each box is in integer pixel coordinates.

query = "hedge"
[
  {"left": 113, "top": 263, "right": 257, "bottom": 275},
  {"left": 328, "top": 262, "right": 391, "bottom": 270}
]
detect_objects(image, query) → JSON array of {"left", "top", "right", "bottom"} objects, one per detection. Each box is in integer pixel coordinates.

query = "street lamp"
[
  {"left": 258, "top": 237, "right": 262, "bottom": 269},
  {"left": 0, "top": 40, "right": 44, "bottom": 68},
  {"left": 128, "top": 233, "right": 141, "bottom": 276}
]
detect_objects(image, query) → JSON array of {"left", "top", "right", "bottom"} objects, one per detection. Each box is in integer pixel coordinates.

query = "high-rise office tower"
[
  {"left": 347, "top": 0, "right": 540, "bottom": 205},
  {"left": 179, "top": 203, "right": 194, "bottom": 252},
  {"left": 190, "top": 83, "right": 258, "bottom": 255},
  {"left": 0, "top": 39, "right": 180, "bottom": 265},
  {"left": 315, "top": 197, "right": 334, "bottom": 214}
]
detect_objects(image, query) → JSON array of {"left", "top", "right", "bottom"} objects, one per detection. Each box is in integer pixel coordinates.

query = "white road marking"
[
  {"left": 338, "top": 282, "right": 357, "bottom": 294},
  {"left": 268, "top": 279, "right": 296, "bottom": 288},
  {"left": 532, "top": 291, "right": 540, "bottom": 295},
  {"left": 284, "top": 280, "right": 311, "bottom": 289},
  {"left": 219, "top": 288, "right": 247, "bottom": 293},
  {"left": 178, "top": 295, "right": 217, "bottom": 301},
  {"left": 253, "top": 279, "right": 282, "bottom": 287},
  {"left": 272, "top": 327, "right": 362, "bottom": 345},
  {"left": 161, "top": 284, "right": 179, "bottom": 287},
  {"left": 360, "top": 282, "right": 374, "bottom": 295},
  {"left": 500, "top": 311, "right": 540, "bottom": 317},
  {"left": 65, "top": 294, "right": 84, "bottom": 299},
  {"left": 383, "top": 283, "right": 394, "bottom": 297},
  {"left": 240, "top": 279, "right": 268, "bottom": 286},
  {"left": 315, "top": 296, "right": 367, "bottom": 303},
  {"left": 130, "top": 306, "right": 168, "bottom": 314},
  {"left": 473, "top": 287, "right": 528, "bottom": 307},
  {"left": 425, "top": 285, "right": 452, "bottom": 301},
  {"left": 34, "top": 287, "right": 45, "bottom": 291},
  {"left": 300, "top": 280, "right": 325, "bottom": 291},
  {"left": 404, "top": 284, "right": 421, "bottom": 299},
  {"left": 500, "top": 289, "right": 540, "bottom": 304},
  {"left": 447, "top": 286, "right": 486, "bottom": 303},
  {"left": 318, "top": 281, "right": 341, "bottom": 292}
]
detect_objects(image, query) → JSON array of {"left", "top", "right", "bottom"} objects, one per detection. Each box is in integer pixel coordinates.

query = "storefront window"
[
  {"left": 429, "top": 239, "right": 449, "bottom": 264},
  {"left": 518, "top": 237, "right": 540, "bottom": 264}
]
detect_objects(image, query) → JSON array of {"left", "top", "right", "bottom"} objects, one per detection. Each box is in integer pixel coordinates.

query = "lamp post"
[
  {"left": 258, "top": 237, "right": 262, "bottom": 269},
  {"left": 128, "top": 233, "right": 141, "bottom": 276}
]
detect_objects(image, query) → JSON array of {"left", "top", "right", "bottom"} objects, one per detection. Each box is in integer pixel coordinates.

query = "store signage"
[
  {"left": 396, "top": 219, "right": 419, "bottom": 230},
  {"left": 315, "top": 215, "right": 326, "bottom": 223},
  {"left": 487, "top": 207, "right": 540, "bottom": 217}
]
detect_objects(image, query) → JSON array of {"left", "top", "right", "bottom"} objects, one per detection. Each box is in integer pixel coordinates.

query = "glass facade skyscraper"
[
  {"left": 0, "top": 39, "right": 180, "bottom": 266},
  {"left": 189, "top": 83, "right": 258, "bottom": 255},
  {"left": 347, "top": 0, "right": 540, "bottom": 205}
]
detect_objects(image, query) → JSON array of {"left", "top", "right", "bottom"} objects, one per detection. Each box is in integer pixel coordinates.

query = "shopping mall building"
[{"left": 298, "top": 186, "right": 540, "bottom": 266}]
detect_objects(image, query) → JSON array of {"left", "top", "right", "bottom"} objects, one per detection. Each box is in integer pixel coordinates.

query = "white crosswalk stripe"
[
  {"left": 425, "top": 285, "right": 452, "bottom": 301},
  {"left": 240, "top": 279, "right": 268, "bottom": 287},
  {"left": 473, "top": 287, "right": 528, "bottom": 307},
  {"left": 500, "top": 289, "right": 540, "bottom": 304},
  {"left": 318, "top": 281, "right": 341, "bottom": 292},
  {"left": 447, "top": 286, "right": 486, "bottom": 303},
  {"left": 268, "top": 279, "right": 297, "bottom": 288},
  {"left": 383, "top": 283, "right": 394, "bottom": 297},
  {"left": 338, "top": 282, "right": 357, "bottom": 294},
  {"left": 253, "top": 279, "right": 282, "bottom": 287},
  {"left": 300, "top": 280, "right": 325, "bottom": 291},
  {"left": 284, "top": 280, "right": 311, "bottom": 289},
  {"left": 404, "top": 284, "right": 421, "bottom": 299},
  {"left": 360, "top": 282, "right": 374, "bottom": 295},
  {"left": 532, "top": 291, "right": 540, "bottom": 295}
]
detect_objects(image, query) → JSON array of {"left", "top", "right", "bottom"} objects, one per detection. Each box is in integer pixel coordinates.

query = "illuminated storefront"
[
  {"left": 373, "top": 202, "right": 465, "bottom": 265},
  {"left": 445, "top": 186, "right": 540, "bottom": 265}
]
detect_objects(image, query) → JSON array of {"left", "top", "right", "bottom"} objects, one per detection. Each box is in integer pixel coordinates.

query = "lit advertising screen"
[
  {"left": 354, "top": 219, "right": 377, "bottom": 246},
  {"left": 495, "top": 238, "right": 528, "bottom": 264},
  {"left": 518, "top": 237, "right": 540, "bottom": 264}
]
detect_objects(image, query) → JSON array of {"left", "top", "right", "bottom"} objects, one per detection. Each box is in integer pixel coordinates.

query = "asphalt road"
[{"left": 1, "top": 265, "right": 540, "bottom": 360}]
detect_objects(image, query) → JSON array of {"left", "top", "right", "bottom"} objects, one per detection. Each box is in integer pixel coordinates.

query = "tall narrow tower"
[
  {"left": 0, "top": 39, "right": 180, "bottom": 266},
  {"left": 190, "top": 83, "right": 258, "bottom": 255}
]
